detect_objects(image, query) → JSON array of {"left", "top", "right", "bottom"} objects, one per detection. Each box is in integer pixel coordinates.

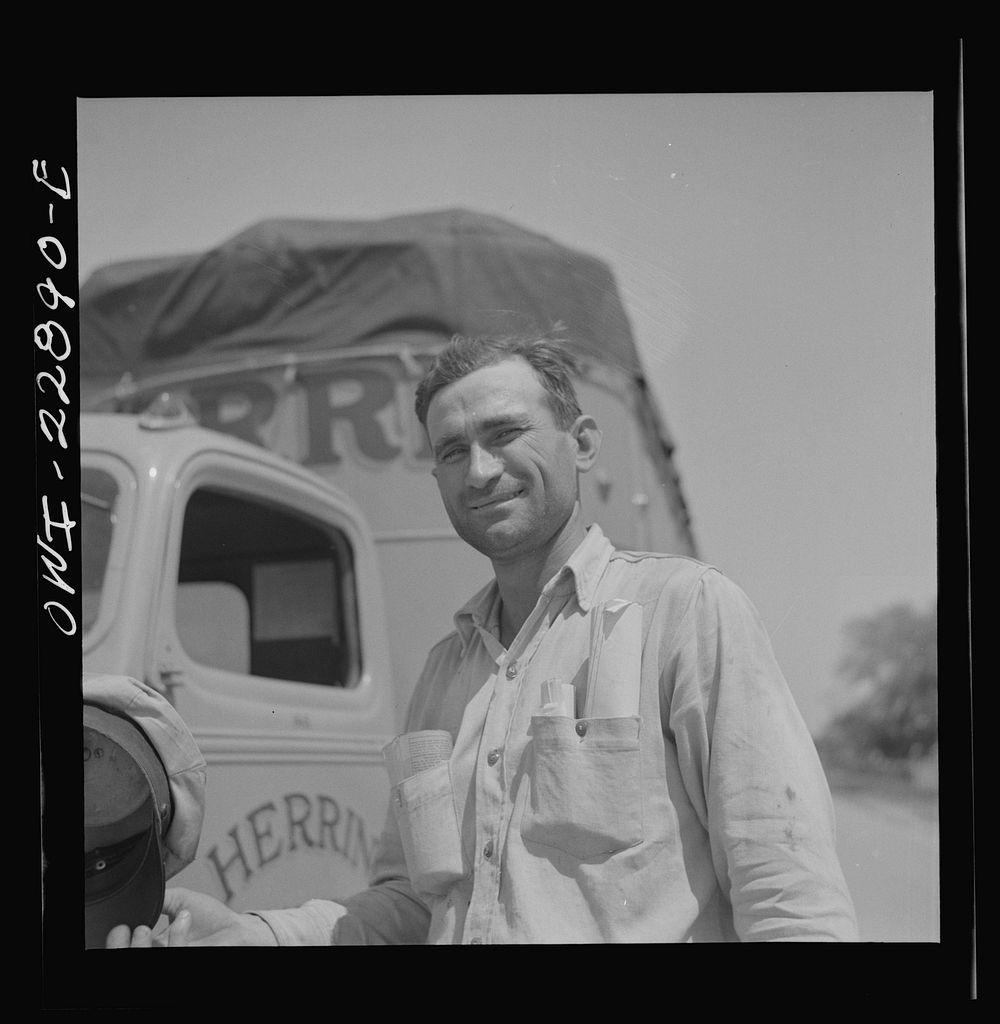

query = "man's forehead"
[{"left": 426, "top": 359, "right": 548, "bottom": 432}]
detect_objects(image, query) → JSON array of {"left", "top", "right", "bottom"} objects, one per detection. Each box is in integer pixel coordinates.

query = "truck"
[{"left": 78, "top": 208, "right": 698, "bottom": 912}]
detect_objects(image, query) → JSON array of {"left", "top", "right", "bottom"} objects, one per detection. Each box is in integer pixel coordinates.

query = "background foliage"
[{"left": 816, "top": 601, "right": 938, "bottom": 781}]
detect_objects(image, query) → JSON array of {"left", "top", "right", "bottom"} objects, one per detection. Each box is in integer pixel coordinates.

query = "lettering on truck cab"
[{"left": 207, "top": 793, "right": 373, "bottom": 905}]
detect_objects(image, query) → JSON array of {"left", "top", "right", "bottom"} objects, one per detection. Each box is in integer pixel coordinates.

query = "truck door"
[{"left": 149, "top": 452, "right": 394, "bottom": 912}]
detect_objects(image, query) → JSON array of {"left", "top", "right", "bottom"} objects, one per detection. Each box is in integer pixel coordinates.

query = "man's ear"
[{"left": 571, "top": 415, "right": 602, "bottom": 473}]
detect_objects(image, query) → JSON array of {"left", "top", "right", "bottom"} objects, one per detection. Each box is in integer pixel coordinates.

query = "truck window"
[{"left": 175, "top": 488, "right": 359, "bottom": 688}]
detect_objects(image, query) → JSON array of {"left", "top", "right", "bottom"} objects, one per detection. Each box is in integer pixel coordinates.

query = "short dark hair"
[{"left": 415, "top": 333, "right": 583, "bottom": 429}]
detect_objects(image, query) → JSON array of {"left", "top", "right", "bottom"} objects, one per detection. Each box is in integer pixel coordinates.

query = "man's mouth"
[{"left": 469, "top": 489, "right": 523, "bottom": 511}]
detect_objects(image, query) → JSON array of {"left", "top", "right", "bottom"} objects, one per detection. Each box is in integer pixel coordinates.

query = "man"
[{"left": 110, "top": 333, "right": 857, "bottom": 945}]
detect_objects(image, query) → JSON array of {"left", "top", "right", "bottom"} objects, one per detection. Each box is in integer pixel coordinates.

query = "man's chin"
[{"left": 458, "top": 520, "right": 530, "bottom": 560}]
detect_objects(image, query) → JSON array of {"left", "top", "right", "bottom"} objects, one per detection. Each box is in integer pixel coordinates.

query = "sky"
[{"left": 74, "top": 94, "right": 938, "bottom": 734}]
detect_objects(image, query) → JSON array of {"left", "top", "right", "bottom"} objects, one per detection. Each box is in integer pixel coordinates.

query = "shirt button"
[
  {"left": 483, "top": 840, "right": 494, "bottom": 859},
  {"left": 487, "top": 748, "right": 501, "bottom": 766},
  {"left": 575, "top": 721, "right": 588, "bottom": 737},
  {"left": 505, "top": 662, "right": 518, "bottom": 679}
]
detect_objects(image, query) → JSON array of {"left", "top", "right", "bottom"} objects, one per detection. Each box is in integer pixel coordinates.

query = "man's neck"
[{"left": 493, "top": 508, "right": 587, "bottom": 647}]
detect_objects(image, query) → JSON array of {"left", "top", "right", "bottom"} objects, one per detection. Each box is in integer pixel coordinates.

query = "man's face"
[{"left": 426, "top": 358, "right": 589, "bottom": 563}]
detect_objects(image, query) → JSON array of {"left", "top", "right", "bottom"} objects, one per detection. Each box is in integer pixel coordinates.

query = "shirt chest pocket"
[{"left": 520, "top": 714, "right": 644, "bottom": 860}]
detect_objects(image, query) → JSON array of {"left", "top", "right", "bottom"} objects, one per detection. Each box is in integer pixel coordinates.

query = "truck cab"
[{"left": 82, "top": 403, "right": 395, "bottom": 909}]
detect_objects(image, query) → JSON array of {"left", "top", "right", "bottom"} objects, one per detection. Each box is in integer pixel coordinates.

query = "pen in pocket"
[{"left": 538, "top": 679, "right": 577, "bottom": 717}]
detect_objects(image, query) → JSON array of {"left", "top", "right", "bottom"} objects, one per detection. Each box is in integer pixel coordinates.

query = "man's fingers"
[
  {"left": 167, "top": 910, "right": 191, "bottom": 947},
  {"left": 161, "top": 887, "right": 189, "bottom": 919},
  {"left": 105, "top": 924, "right": 133, "bottom": 948},
  {"left": 130, "top": 925, "right": 153, "bottom": 947}
]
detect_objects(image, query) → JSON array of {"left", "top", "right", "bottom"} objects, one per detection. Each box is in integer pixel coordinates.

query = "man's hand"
[{"left": 105, "top": 887, "right": 279, "bottom": 947}]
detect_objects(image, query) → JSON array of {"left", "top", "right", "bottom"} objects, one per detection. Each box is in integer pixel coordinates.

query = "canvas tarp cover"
[{"left": 79, "top": 209, "right": 644, "bottom": 385}]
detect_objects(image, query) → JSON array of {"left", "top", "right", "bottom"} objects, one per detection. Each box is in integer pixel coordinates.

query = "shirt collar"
[
  {"left": 452, "top": 523, "right": 614, "bottom": 652},
  {"left": 563, "top": 522, "right": 614, "bottom": 611}
]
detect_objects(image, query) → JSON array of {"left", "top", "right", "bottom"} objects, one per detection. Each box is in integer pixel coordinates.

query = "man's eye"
[
  {"left": 439, "top": 447, "right": 466, "bottom": 464},
  {"left": 494, "top": 428, "right": 521, "bottom": 443}
]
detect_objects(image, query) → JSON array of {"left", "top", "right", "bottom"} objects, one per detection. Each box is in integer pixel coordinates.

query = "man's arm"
[
  {"left": 668, "top": 569, "right": 858, "bottom": 941},
  {"left": 253, "top": 804, "right": 432, "bottom": 944},
  {"left": 106, "top": 888, "right": 279, "bottom": 946},
  {"left": 105, "top": 809, "right": 432, "bottom": 946},
  {"left": 104, "top": 638, "right": 463, "bottom": 947},
  {"left": 177, "top": 647, "right": 453, "bottom": 945}
]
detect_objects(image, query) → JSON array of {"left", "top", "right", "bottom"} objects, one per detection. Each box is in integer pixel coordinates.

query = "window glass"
[
  {"left": 175, "top": 488, "right": 358, "bottom": 687},
  {"left": 253, "top": 561, "right": 338, "bottom": 642}
]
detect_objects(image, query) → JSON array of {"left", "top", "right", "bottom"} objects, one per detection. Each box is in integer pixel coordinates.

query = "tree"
[{"left": 817, "top": 601, "right": 937, "bottom": 768}]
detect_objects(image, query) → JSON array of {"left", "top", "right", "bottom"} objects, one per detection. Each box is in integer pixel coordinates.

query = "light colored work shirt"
[{"left": 257, "top": 524, "right": 857, "bottom": 943}]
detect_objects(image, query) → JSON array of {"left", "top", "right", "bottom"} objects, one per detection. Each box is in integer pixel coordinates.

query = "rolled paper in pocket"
[
  {"left": 383, "top": 729, "right": 453, "bottom": 786},
  {"left": 585, "top": 600, "right": 643, "bottom": 719}
]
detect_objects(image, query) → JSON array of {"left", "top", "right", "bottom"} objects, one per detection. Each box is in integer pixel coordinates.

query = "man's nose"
[{"left": 466, "top": 443, "right": 503, "bottom": 488}]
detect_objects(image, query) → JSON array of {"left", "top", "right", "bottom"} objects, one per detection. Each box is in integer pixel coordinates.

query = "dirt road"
[{"left": 832, "top": 791, "right": 939, "bottom": 942}]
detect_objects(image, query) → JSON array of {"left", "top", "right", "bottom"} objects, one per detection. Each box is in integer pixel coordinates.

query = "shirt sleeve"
[
  {"left": 250, "top": 804, "right": 432, "bottom": 944},
  {"left": 667, "top": 569, "right": 859, "bottom": 941}
]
